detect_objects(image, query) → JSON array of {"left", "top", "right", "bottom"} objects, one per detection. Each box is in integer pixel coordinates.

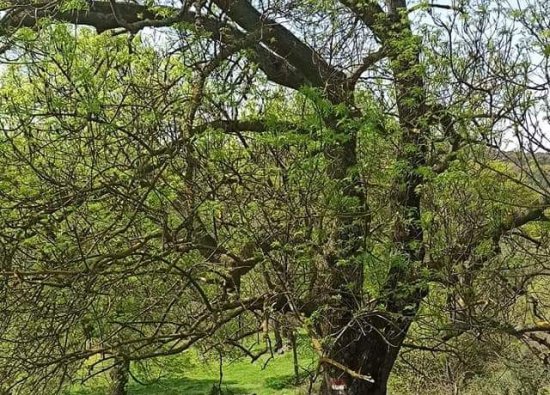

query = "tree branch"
[
  {"left": 0, "top": 1, "right": 309, "bottom": 90},
  {"left": 338, "top": 0, "right": 387, "bottom": 42},
  {"left": 213, "top": 0, "right": 346, "bottom": 93},
  {"left": 408, "top": 3, "right": 465, "bottom": 14},
  {"left": 497, "top": 202, "right": 550, "bottom": 237},
  {"left": 347, "top": 47, "right": 387, "bottom": 88}
]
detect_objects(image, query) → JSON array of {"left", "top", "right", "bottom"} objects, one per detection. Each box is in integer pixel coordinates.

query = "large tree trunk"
[
  {"left": 317, "top": 7, "right": 428, "bottom": 392},
  {"left": 317, "top": 274, "right": 424, "bottom": 395},
  {"left": 318, "top": 289, "right": 425, "bottom": 394},
  {"left": 319, "top": 337, "right": 401, "bottom": 394}
]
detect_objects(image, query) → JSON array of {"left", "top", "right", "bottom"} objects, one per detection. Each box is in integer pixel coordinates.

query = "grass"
[{"left": 66, "top": 337, "right": 317, "bottom": 395}]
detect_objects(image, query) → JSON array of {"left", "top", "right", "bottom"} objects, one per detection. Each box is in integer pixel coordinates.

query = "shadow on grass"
[
  {"left": 264, "top": 371, "right": 309, "bottom": 391},
  {"left": 129, "top": 377, "right": 246, "bottom": 395},
  {"left": 68, "top": 377, "right": 247, "bottom": 395}
]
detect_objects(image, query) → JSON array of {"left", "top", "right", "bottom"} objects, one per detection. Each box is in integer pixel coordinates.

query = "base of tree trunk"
[
  {"left": 109, "top": 356, "right": 130, "bottom": 395},
  {"left": 320, "top": 379, "right": 387, "bottom": 395}
]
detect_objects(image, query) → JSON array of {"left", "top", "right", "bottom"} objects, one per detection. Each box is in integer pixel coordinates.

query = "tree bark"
[
  {"left": 318, "top": 308, "right": 417, "bottom": 395},
  {"left": 273, "top": 319, "right": 284, "bottom": 352},
  {"left": 109, "top": 356, "right": 130, "bottom": 395},
  {"left": 318, "top": 6, "right": 428, "bottom": 393}
]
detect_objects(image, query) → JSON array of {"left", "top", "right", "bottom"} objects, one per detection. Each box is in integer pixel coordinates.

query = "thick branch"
[
  {"left": 0, "top": 1, "right": 308, "bottom": 90},
  {"left": 213, "top": 0, "right": 346, "bottom": 93},
  {"left": 497, "top": 203, "right": 549, "bottom": 237}
]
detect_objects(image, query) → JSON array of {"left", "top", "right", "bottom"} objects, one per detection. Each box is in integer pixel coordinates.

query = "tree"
[{"left": 0, "top": 1, "right": 549, "bottom": 394}]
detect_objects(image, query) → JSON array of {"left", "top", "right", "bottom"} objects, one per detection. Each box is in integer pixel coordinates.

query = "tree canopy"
[{"left": 0, "top": 1, "right": 549, "bottom": 394}]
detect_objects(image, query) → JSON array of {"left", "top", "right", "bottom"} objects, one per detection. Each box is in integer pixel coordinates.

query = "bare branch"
[{"left": 347, "top": 47, "right": 387, "bottom": 88}]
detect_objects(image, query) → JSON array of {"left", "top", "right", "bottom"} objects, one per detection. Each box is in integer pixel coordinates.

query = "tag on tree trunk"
[{"left": 330, "top": 378, "right": 347, "bottom": 391}]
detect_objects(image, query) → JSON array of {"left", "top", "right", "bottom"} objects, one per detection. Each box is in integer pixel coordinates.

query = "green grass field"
[{"left": 66, "top": 339, "right": 317, "bottom": 395}]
